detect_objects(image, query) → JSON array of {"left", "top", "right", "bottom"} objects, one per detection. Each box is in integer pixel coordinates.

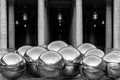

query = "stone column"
[
  {"left": 74, "top": 0, "right": 83, "bottom": 47},
  {"left": 71, "top": 6, "right": 76, "bottom": 47},
  {"left": 0, "top": 0, "right": 7, "bottom": 51},
  {"left": 44, "top": 6, "right": 49, "bottom": 45},
  {"left": 113, "top": 0, "right": 120, "bottom": 50},
  {"left": 105, "top": 0, "right": 112, "bottom": 53},
  {"left": 8, "top": 0, "right": 15, "bottom": 52},
  {"left": 38, "top": 0, "right": 48, "bottom": 46}
]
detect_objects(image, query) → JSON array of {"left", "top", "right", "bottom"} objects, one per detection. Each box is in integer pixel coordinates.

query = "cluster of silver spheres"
[{"left": 0, "top": 40, "right": 120, "bottom": 80}]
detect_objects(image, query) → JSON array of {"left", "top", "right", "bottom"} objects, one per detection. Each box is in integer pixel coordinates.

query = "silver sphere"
[
  {"left": 82, "top": 55, "right": 105, "bottom": 80},
  {"left": 58, "top": 46, "right": 81, "bottom": 77},
  {"left": 37, "top": 51, "right": 64, "bottom": 79},
  {"left": 24, "top": 46, "right": 47, "bottom": 76},
  {"left": 84, "top": 48, "right": 105, "bottom": 58},
  {"left": 17, "top": 45, "right": 32, "bottom": 56},
  {"left": 47, "top": 40, "right": 68, "bottom": 51},
  {"left": 0, "top": 53, "right": 26, "bottom": 79},
  {"left": 77, "top": 43, "right": 96, "bottom": 55},
  {"left": 103, "top": 52, "right": 120, "bottom": 78}
]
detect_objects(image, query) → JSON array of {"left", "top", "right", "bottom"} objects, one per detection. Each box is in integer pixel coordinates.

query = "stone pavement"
[{"left": 0, "top": 73, "right": 115, "bottom": 80}]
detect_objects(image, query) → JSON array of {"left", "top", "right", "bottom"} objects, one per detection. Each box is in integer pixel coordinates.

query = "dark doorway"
[
  {"left": 46, "top": 0, "right": 74, "bottom": 45},
  {"left": 83, "top": 0, "right": 106, "bottom": 50},
  {"left": 14, "top": 0, "right": 38, "bottom": 49}
]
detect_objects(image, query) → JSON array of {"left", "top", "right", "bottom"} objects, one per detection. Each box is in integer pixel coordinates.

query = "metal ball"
[
  {"left": 84, "top": 48, "right": 105, "bottom": 58},
  {"left": 24, "top": 46, "right": 47, "bottom": 76},
  {"left": 82, "top": 55, "right": 105, "bottom": 80},
  {"left": 37, "top": 51, "right": 64, "bottom": 79},
  {"left": 103, "top": 52, "right": 120, "bottom": 63},
  {"left": 58, "top": 46, "right": 81, "bottom": 77},
  {"left": 77, "top": 43, "right": 96, "bottom": 55},
  {"left": 103, "top": 52, "right": 120, "bottom": 78},
  {"left": 0, "top": 53, "right": 26, "bottom": 79},
  {"left": 47, "top": 40, "right": 68, "bottom": 51},
  {"left": 17, "top": 45, "right": 32, "bottom": 56}
]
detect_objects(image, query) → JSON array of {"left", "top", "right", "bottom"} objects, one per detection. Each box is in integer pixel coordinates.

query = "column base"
[
  {"left": 105, "top": 48, "right": 112, "bottom": 54},
  {"left": 8, "top": 48, "right": 15, "bottom": 52}
]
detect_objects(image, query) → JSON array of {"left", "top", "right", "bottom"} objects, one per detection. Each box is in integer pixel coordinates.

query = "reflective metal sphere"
[
  {"left": 37, "top": 51, "right": 64, "bottom": 79},
  {"left": 58, "top": 46, "right": 81, "bottom": 77},
  {"left": 103, "top": 52, "right": 120, "bottom": 78},
  {"left": 103, "top": 52, "right": 120, "bottom": 63},
  {"left": 82, "top": 55, "right": 105, "bottom": 80},
  {"left": 17, "top": 45, "right": 32, "bottom": 56},
  {"left": 77, "top": 43, "right": 96, "bottom": 55},
  {"left": 0, "top": 53, "right": 26, "bottom": 79},
  {"left": 84, "top": 48, "right": 105, "bottom": 58},
  {"left": 47, "top": 40, "right": 68, "bottom": 51},
  {"left": 24, "top": 46, "right": 47, "bottom": 76}
]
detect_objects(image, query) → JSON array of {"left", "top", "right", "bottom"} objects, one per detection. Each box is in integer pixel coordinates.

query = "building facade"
[{"left": 0, "top": 0, "right": 119, "bottom": 53}]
